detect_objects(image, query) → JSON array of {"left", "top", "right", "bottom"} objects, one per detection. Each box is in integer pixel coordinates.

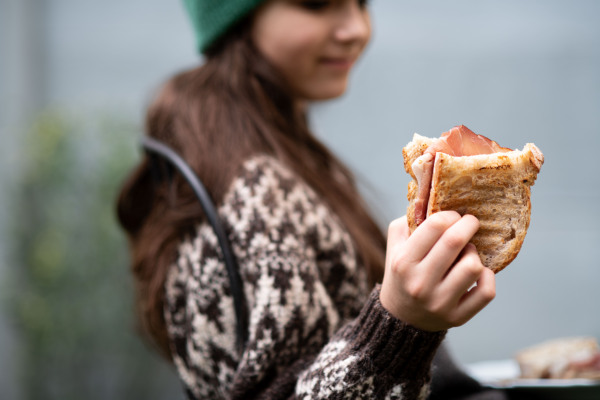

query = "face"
[{"left": 252, "top": 0, "right": 371, "bottom": 102}]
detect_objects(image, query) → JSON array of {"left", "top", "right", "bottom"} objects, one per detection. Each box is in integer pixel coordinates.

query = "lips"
[{"left": 319, "top": 57, "right": 356, "bottom": 70}]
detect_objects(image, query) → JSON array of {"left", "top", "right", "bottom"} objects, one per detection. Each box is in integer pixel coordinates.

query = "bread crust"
[
  {"left": 402, "top": 133, "right": 437, "bottom": 181},
  {"left": 403, "top": 134, "right": 544, "bottom": 273}
]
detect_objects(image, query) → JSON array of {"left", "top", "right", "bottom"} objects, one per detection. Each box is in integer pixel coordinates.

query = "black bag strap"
[{"left": 141, "top": 137, "right": 248, "bottom": 352}]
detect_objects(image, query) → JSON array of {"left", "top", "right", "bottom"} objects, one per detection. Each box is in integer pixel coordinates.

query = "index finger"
[
  {"left": 421, "top": 214, "right": 481, "bottom": 284},
  {"left": 386, "top": 216, "right": 410, "bottom": 248},
  {"left": 404, "top": 211, "right": 462, "bottom": 262}
]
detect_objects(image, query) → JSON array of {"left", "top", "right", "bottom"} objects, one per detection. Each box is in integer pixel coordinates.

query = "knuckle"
[
  {"left": 439, "top": 210, "right": 461, "bottom": 224},
  {"left": 406, "top": 279, "right": 427, "bottom": 300},
  {"left": 462, "top": 257, "right": 484, "bottom": 278},
  {"left": 389, "top": 250, "right": 409, "bottom": 276},
  {"left": 426, "top": 217, "right": 445, "bottom": 233},
  {"left": 427, "top": 211, "right": 457, "bottom": 232},
  {"left": 387, "top": 218, "right": 407, "bottom": 239},
  {"left": 389, "top": 257, "right": 404, "bottom": 276},
  {"left": 388, "top": 218, "right": 403, "bottom": 233},
  {"left": 481, "top": 282, "right": 497, "bottom": 302},
  {"left": 395, "top": 244, "right": 413, "bottom": 265},
  {"left": 389, "top": 242, "right": 419, "bottom": 276},
  {"left": 441, "top": 234, "right": 466, "bottom": 251},
  {"left": 477, "top": 269, "right": 497, "bottom": 301}
]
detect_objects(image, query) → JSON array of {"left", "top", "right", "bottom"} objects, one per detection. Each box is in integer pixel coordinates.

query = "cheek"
[
  {"left": 251, "top": 11, "right": 348, "bottom": 100},
  {"left": 257, "top": 30, "right": 321, "bottom": 76},
  {"left": 253, "top": 10, "right": 325, "bottom": 77}
]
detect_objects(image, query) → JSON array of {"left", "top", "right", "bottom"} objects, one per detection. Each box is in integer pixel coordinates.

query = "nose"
[{"left": 333, "top": 1, "right": 371, "bottom": 44}]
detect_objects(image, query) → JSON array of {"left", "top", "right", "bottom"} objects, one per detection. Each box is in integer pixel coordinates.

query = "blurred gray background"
[{"left": 1, "top": 0, "right": 599, "bottom": 398}]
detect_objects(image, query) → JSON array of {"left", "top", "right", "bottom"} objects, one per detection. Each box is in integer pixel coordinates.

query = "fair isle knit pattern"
[{"left": 164, "top": 156, "right": 446, "bottom": 399}]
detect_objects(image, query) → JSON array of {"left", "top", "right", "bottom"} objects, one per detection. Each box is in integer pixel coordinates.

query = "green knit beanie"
[{"left": 182, "top": 0, "right": 267, "bottom": 53}]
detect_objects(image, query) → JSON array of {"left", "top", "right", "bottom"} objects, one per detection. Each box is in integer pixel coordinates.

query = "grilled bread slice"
[{"left": 403, "top": 132, "right": 544, "bottom": 273}]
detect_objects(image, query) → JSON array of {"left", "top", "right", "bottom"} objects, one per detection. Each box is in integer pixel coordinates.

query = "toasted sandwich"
[
  {"left": 402, "top": 125, "right": 544, "bottom": 273},
  {"left": 516, "top": 337, "right": 600, "bottom": 380}
]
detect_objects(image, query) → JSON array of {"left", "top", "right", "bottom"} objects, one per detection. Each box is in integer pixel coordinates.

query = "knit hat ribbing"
[{"left": 182, "top": 0, "right": 267, "bottom": 54}]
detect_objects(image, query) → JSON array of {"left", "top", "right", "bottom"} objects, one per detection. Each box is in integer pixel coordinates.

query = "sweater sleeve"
[
  {"left": 292, "top": 286, "right": 446, "bottom": 399},
  {"left": 164, "top": 157, "right": 446, "bottom": 400}
]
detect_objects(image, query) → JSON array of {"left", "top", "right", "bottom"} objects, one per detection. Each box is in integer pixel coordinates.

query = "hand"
[{"left": 380, "top": 211, "right": 496, "bottom": 331}]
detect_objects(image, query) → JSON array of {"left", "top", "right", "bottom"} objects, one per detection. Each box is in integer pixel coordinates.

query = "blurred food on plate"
[{"left": 516, "top": 337, "right": 600, "bottom": 380}]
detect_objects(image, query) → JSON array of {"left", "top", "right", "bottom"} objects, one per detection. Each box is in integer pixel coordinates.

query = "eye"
[
  {"left": 297, "top": 0, "right": 369, "bottom": 11},
  {"left": 299, "top": 0, "right": 331, "bottom": 11}
]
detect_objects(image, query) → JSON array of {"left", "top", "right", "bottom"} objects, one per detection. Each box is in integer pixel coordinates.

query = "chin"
[{"left": 302, "top": 82, "right": 349, "bottom": 102}]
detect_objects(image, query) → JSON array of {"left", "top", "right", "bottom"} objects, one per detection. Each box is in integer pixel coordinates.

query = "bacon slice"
[{"left": 412, "top": 125, "right": 512, "bottom": 226}]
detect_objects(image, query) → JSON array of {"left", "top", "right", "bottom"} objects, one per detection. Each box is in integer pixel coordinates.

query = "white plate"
[{"left": 465, "top": 359, "right": 600, "bottom": 400}]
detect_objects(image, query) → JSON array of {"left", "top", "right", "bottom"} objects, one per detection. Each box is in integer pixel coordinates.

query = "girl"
[{"left": 117, "top": 0, "right": 508, "bottom": 399}]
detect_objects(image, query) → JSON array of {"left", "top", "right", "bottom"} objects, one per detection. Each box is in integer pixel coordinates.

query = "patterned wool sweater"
[{"left": 164, "top": 156, "right": 447, "bottom": 399}]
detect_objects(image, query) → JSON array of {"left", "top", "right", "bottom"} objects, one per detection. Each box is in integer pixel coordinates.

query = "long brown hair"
[{"left": 116, "top": 16, "right": 386, "bottom": 359}]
